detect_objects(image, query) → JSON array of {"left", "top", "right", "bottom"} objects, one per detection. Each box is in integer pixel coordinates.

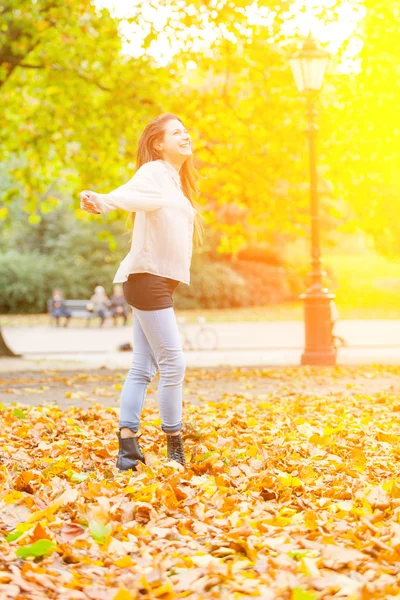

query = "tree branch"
[
  {"left": 15, "top": 62, "right": 43, "bottom": 69},
  {"left": 49, "top": 64, "right": 113, "bottom": 92}
]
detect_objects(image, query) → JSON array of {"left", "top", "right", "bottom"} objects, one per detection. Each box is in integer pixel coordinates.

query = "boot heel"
[
  {"left": 166, "top": 433, "right": 186, "bottom": 466},
  {"left": 116, "top": 433, "right": 146, "bottom": 471}
]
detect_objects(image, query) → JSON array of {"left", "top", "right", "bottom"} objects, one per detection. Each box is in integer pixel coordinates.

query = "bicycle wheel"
[
  {"left": 179, "top": 328, "right": 193, "bottom": 351},
  {"left": 196, "top": 327, "right": 219, "bottom": 350}
]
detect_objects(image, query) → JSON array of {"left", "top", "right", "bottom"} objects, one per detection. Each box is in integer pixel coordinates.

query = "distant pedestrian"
[
  {"left": 109, "top": 285, "right": 129, "bottom": 326},
  {"left": 330, "top": 299, "right": 346, "bottom": 348},
  {"left": 79, "top": 113, "right": 204, "bottom": 470},
  {"left": 87, "top": 285, "right": 109, "bottom": 327},
  {"left": 48, "top": 288, "right": 71, "bottom": 327}
]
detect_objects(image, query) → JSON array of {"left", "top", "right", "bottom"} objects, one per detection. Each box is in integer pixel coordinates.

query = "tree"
[
  {"left": 0, "top": 0, "right": 172, "bottom": 354},
  {"left": 313, "top": 0, "right": 400, "bottom": 256},
  {"left": 165, "top": 0, "right": 348, "bottom": 256}
]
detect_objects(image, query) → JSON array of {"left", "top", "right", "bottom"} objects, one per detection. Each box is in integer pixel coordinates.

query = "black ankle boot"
[
  {"left": 166, "top": 433, "right": 186, "bottom": 466},
  {"left": 116, "top": 432, "right": 146, "bottom": 471}
]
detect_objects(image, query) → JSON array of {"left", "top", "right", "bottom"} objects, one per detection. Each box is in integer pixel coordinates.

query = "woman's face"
[{"left": 158, "top": 119, "right": 192, "bottom": 163}]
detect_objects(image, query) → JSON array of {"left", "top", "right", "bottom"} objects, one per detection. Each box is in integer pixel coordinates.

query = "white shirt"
[{"left": 91, "top": 159, "right": 196, "bottom": 285}]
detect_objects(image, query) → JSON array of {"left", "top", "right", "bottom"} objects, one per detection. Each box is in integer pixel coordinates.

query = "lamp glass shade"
[{"left": 289, "top": 38, "right": 330, "bottom": 92}]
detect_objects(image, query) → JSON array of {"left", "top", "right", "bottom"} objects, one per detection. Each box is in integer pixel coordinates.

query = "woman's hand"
[{"left": 80, "top": 191, "right": 101, "bottom": 214}]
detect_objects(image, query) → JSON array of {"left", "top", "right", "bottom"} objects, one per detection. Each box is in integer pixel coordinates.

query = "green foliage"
[
  {"left": 325, "top": 253, "right": 400, "bottom": 314},
  {"left": 0, "top": 248, "right": 117, "bottom": 314},
  {"left": 13, "top": 408, "right": 27, "bottom": 419},
  {"left": 318, "top": 0, "right": 400, "bottom": 257},
  {"left": 3, "top": 0, "right": 399, "bottom": 314},
  {"left": 0, "top": 250, "right": 55, "bottom": 314},
  {"left": 6, "top": 531, "right": 24, "bottom": 542},
  {"left": 0, "top": 193, "right": 129, "bottom": 313},
  {"left": 0, "top": 0, "right": 171, "bottom": 219},
  {"left": 0, "top": 0, "right": 345, "bottom": 254},
  {"left": 89, "top": 521, "right": 112, "bottom": 544},
  {"left": 15, "top": 539, "right": 56, "bottom": 559},
  {"left": 174, "top": 255, "right": 249, "bottom": 309}
]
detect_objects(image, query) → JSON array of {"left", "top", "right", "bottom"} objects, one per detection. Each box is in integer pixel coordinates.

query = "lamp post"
[{"left": 289, "top": 37, "right": 336, "bottom": 365}]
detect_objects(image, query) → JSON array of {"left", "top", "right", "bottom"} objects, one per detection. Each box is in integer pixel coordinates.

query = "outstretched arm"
[{"left": 80, "top": 163, "right": 164, "bottom": 215}]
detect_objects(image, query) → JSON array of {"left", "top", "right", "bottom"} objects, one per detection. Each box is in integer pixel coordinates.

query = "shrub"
[
  {"left": 236, "top": 246, "right": 282, "bottom": 266},
  {"left": 0, "top": 251, "right": 54, "bottom": 313},
  {"left": 174, "top": 255, "right": 249, "bottom": 309},
  {"left": 284, "top": 264, "right": 309, "bottom": 300},
  {"left": 0, "top": 250, "right": 116, "bottom": 313},
  {"left": 284, "top": 262, "right": 339, "bottom": 300},
  {"left": 228, "top": 260, "right": 289, "bottom": 305}
]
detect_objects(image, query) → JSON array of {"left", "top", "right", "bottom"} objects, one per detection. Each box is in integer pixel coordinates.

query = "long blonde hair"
[{"left": 131, "top": 113, "right": 204, "bottom": 246}]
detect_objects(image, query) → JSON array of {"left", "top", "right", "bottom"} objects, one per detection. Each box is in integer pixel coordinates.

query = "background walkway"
[{"left": 1, "top": 319, "right": 399, "bottom": 370}]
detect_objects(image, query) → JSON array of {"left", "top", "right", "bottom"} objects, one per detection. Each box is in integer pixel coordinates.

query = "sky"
[{"left": 95, "top": 0, "right": 365, "bottom": 73}]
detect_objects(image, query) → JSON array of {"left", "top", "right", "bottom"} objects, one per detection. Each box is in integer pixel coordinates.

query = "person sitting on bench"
[
  {"left": 86, "top": 285, "right": 109, "bottom": 327},
  {"left": 109, "top": 284, "right": 129, "bottom": 326},
  {"left": 48, "top": 288, "right": 72, "bottom": 327}
]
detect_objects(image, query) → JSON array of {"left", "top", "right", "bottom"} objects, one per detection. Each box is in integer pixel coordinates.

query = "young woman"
[{"left": 79, "top": 113, "right": 204, "bottom": 470}]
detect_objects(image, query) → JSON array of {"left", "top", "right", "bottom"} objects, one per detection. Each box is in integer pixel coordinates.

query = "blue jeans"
[{"left": 119, "top": 307, "right": 185, "bottom": 434}]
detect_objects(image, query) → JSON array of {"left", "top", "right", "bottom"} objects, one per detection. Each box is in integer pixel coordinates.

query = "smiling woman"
[{"left": 79, "top": 113, "right": 205, "bottom": 471}]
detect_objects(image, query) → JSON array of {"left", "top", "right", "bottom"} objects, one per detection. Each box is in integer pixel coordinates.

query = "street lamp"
[{"left": 289, "top": 36, "right": 336, "bottom": 365}]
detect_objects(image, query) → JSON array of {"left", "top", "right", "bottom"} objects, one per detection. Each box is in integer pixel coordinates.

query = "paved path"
[
  {"left": 3, "top": 319, "right": 400, "bottom": 352},
  {"left": 1, "top": 320, "right": 399, "bottom": 370}
]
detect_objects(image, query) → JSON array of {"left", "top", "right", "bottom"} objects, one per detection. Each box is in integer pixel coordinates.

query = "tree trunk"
[{"left": 0, "top": 327, "right": 19, "bottom": 357}]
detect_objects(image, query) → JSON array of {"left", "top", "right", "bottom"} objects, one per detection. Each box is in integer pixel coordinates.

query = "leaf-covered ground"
[{"left": 1, "top": 366, "right": 400, "bottom": 599}]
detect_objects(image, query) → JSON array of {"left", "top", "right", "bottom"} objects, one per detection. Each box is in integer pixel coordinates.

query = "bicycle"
[
  {"left": 177, "top": 316, "right": 219, "bottom": 350},
  {"left": 332, "top": 328, "right": 347, "bottom": 356}
]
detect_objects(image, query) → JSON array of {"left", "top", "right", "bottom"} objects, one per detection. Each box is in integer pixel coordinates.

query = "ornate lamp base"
[{"left": 300, "top": 288, "right": 337, "bottom": 366}]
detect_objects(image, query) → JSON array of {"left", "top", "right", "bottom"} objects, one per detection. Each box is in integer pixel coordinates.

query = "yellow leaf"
[
  {"left": 4, "top": 491, "right": 24, "bottom": 504},
  {"left": 376, "top": 431, "right": 399, "bottom": 444},
  {"left": 309, "top": 433, "right": 330, "bottom": 447},
  {"left": 304, "top": 510, "right": 318, "bottom": 531},
  {"left": 351, "top": 448, "right": 366, "bottom": 464},
  {"left": 247, "top": 444, "right": 259, "bottom": 457},
  {"left": 269, "top": 516, "right": 292, "bottom": 527},
  {"left": 115, "top": 556, "right": 133, "bottom": 568},
  {"left": 298, "top": 465, "right": 317, "bottom": 483},
  {"left": 279, "top": 474, "right": 303, "bottom": 488},
  {"left": 113, "top": 589, "right": 134, "bottom": 600},
  {"left": 258, "top": 402, "right": 272, "bottom": 409},
  {"left": 383, "top": 480, "right": 400, "bottom": 498},
  {"left": 153, "top": 581, "right": 174, "bottom": 597}
]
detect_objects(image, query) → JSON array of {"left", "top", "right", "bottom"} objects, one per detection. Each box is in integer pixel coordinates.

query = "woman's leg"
[
  {"left": 119, "top": 312, "right": 158, "bottom": 436},
  {"left": 133, "top": 307, "right": 185, "bottom": 434}
]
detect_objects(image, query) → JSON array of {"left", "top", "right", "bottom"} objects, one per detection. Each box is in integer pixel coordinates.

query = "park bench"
[{"left": 48, "top": 299, "right": 112, "bottom": 327}]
